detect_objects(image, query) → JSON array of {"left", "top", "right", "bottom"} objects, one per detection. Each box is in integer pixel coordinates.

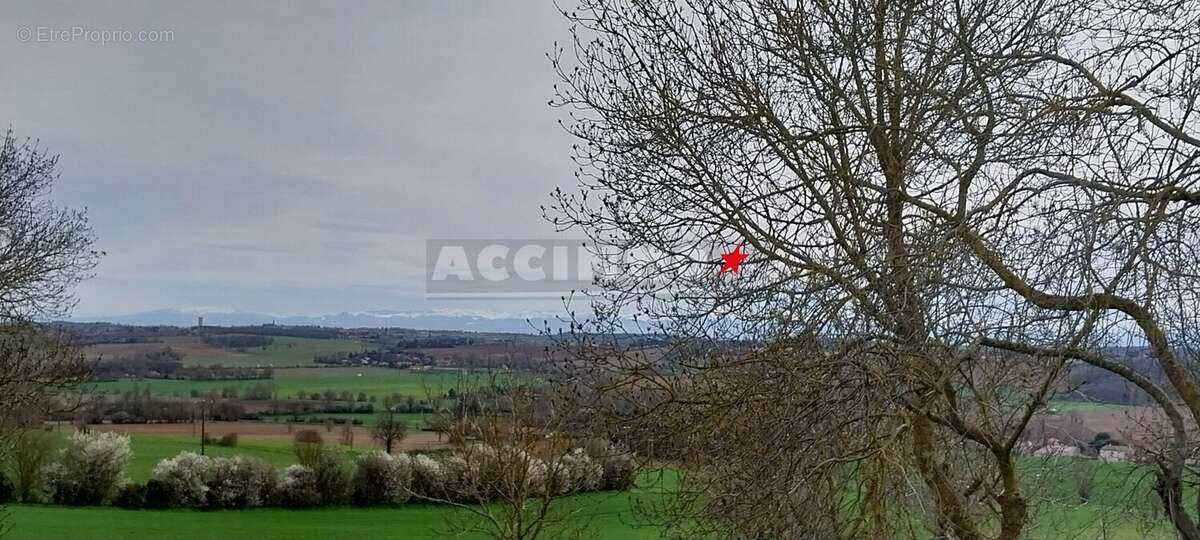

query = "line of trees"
[{"left": 202, "top": 334, "right": 274, "bottom": 350}]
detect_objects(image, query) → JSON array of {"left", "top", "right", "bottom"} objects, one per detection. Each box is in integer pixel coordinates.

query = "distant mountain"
[{"left": 71, "top": 309, "right": 577, "bottom": 333}]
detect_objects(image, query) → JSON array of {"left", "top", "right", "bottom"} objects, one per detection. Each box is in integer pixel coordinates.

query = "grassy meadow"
[
  {"left": 4, "top": 487, "right": 667, "bottom": 540},
  {"left": 91, "top": 367, "right": 469, "bottom": 401},
  {"left": 122, "top": 434, "right": 310, "bottom": 482},
  {"left": 1044, "top": 399, "right": 1138, "bottom": 413}
]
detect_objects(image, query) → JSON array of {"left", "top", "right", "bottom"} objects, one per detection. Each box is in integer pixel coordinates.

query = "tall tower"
[{"left": 197, "top": 316, "right": 204, "bottom": 327}]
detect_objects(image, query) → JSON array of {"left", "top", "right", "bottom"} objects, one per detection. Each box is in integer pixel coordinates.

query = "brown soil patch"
[
  {"left": 84, "top": 336, "right": 231, "bottom": 359},
  {"left": 1028, "top": 406, "right": 1179, "bottom": 445}
]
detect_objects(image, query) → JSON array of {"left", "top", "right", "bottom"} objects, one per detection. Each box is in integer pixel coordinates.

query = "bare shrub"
[
  {"left": 293, "top": 429, "right": 325, "bottom": 469},
  {"left": 1073, "top": 459, "right": 1094, "bottom": 504},
  {"left": 216, "top": 433, "right": 238, "bottom": 448},
  {"left": 311, "top": 449, "right": 351, "bottom": 505},
  {"left": 7, "top": 427, "right": 57, "bottom": 501}
]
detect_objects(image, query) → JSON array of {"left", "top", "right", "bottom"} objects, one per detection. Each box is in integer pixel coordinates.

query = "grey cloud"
[
  {"left": 313, "top": 220, "right": 398, "bottom": 234},
  {"left": 1, "top": 0, "right": 577, "bottom": 317},
  {"left": 215, "top": 243, "right": 297, "bottom": 254}
]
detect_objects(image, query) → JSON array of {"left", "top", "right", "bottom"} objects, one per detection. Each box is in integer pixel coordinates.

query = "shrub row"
[{"left": 38, "top": 432, "right": 636, "bottom": 509}]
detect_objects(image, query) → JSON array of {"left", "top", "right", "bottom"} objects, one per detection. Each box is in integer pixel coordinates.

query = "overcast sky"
[{"left": 3, "top": 1, "right": 579, "bottom": 318}]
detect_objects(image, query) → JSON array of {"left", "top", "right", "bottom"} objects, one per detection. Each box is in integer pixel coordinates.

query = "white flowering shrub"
[
  {"left": 336, "top": 445, "right": 633, "bottom": 507},
  {"left": 439, "top": 453, "right": 476, "bottom": 502},
  {"left": 460, "top": 444, "right": 510, "bottom": 501},
  {"left": 526, "top": 456, "right": 550, "bottom": 497},
  {"left": 44, "top": 431, "right": 132, "bottom": 505},
  {"left": 352, "top": 451, "right": 412, "bottom": 505},
  {"left": 544, "top": 457, "right": 572, "bottom": 495},
  {"left": 275, "top": 464, "right": 320, "bottom": 507},
  {"left": 408, "top": 453, "right": 446, "bottom": 499},
  {"left": 470, "top": 444, "right": 546, "bottom": 499},
  {"left": 151, "top": 452, "right": 210, "bottom": 507},
  {"left": 205, "top": 455, "right": 276, "bottom": 508},
  {"left": 561, "top": 449, "right": 603, "bottom": 493}
]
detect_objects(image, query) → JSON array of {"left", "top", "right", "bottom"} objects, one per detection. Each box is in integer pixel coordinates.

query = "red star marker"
[{"left": 720, "top": 244, "right": 747, "bottom": 274}]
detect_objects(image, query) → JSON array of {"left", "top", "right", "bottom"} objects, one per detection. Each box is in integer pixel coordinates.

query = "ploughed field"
[{"left": 85, "top": 336, "right": 373, "bottom": 368}]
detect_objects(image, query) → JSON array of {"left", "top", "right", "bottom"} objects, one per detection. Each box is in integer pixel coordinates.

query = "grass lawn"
[
  {"left": 91, "top": 368, "right": 470, "bottom": 401},
  {"left": 122, "top": 434, "right": 321, "bottom": 482},
  {"left": 118, "top": 429, "right": 455, "bottom": 482},
  {"left": 3, "top": 475, "right": 671, "bottom": 540},
  {"left": 1018, "top": 455, "right": 1172, "bottom": 538}
]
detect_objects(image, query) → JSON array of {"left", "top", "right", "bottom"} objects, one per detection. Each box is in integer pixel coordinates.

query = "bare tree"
[
  {"left": 0, "top": 324, "right": 90, "bottom": 423},
  {"left": 0, "top": 128, "right": 98, "bottom": 419},
  {"left": 549, "top": 0, "right": 1200, "bottom": 538},
  {"left": 0, "top": 129, "right": 100, "bottom": 321},
  {"left": 6, "top": 426, "right": 57, "bottom": 502},
  {"left": 0, "top": 128, "right": 98, "bottom": 537},
  {"left": 422, "top": 378, "right": 595, "bottom": 540},
  {"left": 0, "top": 128, "right": 99, "bottom": 411},
  {"left": 372, "top": 408, "right": 408, "bottom": 454}
]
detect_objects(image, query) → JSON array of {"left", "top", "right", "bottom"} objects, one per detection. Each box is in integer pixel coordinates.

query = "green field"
[
  {"left": 92, "top": 368, "right": 472, "bottom": 401},
  {"left": 178, "top": 336, "right": 372, "bottom": 368},
  {"left": 1017, "top": 455, "right": 1173, "bottom": 538},
  {"left": 118, "top": 428, "right": 430, "bottom": 482},
  {"left": 4, "top": 488, "right": 666, "bottom": 540},
  {"left": 1045, "top": 399, "right": 1135, "bottom": 413},
  {"left": 121, "top": 434, "right": 326, "bottom": 482},
  {"left": 262, "top": 412, "right": 432, "bottom": 429}
]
